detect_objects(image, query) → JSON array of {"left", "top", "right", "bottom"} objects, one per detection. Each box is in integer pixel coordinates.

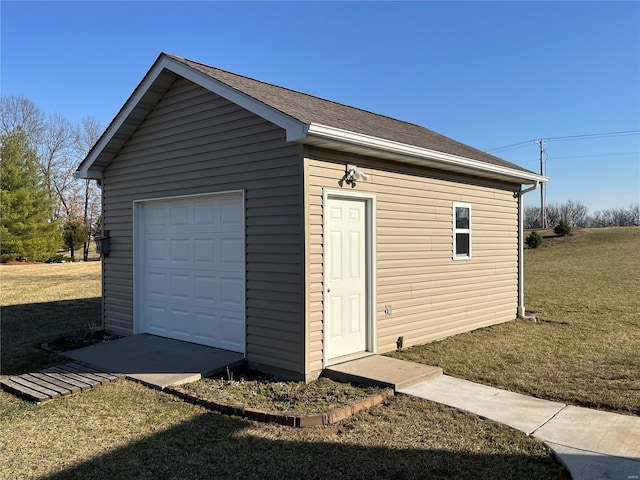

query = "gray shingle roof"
[{"left": 168, "top": 54, "right": 531, "bottom": 174}]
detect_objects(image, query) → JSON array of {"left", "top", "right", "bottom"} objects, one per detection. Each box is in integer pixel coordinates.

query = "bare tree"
[
  {"left": 545, "top": 203, "right": 561, "bottom": 227},
  {"left": 41, "top": 113, "right": 77, "bottom": 219},
  {"left": 0, "top": 95, "right": 45, "bottom": 141},
  {"left": 524, "top": 205, "right": 542, "bottom": 229},
  {"left": 76, "top": 115, "right": 103, "bottom": 261},
  {"left": 559, "top": 200, "right": 589, "bottom": 227}
]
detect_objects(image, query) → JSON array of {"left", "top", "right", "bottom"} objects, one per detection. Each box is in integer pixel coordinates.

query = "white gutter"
[
  {"left": 305, "top": 123, "right": 548, "bottom": 185},
  {"left": 517, "top": 181, "right": 540, "bottom": 318}
]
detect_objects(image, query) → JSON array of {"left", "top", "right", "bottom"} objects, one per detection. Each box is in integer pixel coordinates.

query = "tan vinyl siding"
[
  {"left": 102, "top": 78, "right": 305, "bottom": 377},
  {"left": 305, "top": 149, "right": 519, "bottom": 373}
]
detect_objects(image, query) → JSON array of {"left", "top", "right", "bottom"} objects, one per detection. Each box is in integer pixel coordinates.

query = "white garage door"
[{"left": 137, "top": 193, "right": 245, "bottom": 353}]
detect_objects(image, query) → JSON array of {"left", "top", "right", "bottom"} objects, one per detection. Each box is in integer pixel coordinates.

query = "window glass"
[
  {"left": 455, "top": 207, "right": 469, "bottom": 229},
  {"left": 453, "top": 203, "right": 471, "bottom": 259},
  {"left": 456, "top": 233, "right": 470, "bottom": 256}
]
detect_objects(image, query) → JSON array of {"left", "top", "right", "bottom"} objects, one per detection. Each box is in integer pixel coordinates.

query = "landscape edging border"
[{"left": 166, "top": 385, "right": 394, "bottom": 427}]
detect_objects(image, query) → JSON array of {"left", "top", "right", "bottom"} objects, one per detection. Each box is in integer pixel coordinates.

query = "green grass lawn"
[
  {"left": 391, "top": 227, "right": 640, "bottom": 415},
  {"left": 0, "top": 262, "right": 568, "bottom": 479}
]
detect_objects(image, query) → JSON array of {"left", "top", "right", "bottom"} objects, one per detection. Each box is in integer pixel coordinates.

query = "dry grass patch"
[
  {"left": 0, "top": 381, "right": 568, "bottom": 480},
  {"left": 0, "top": 251, "right": 569, "bottom": 479},
  {"left": 0, "top": 262, "right": 101, "bottom": 305},
  {"left": 184, "top": 370, "right": 386, "bottom": 415},
  {"left": 1, "top": 262, "right": 102, "bottom": 375},
  {"left": 391, "top": 227, "right": 640, "bottom": 415}
]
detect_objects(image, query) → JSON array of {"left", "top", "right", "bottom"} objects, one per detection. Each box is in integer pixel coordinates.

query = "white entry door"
[
  {"left": 325, "top": 197, "right": 368, "bottom": 361},
  {"left": 137, "top": 192, "right": 245, "bottom": 353}
]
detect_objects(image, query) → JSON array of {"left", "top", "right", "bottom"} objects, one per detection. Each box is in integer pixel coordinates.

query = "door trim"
[
  {"left": 132, "top": 190, "right": 246, "bottom": 354},
  {"left": 322, "top": 189, "right": 376, "bottom": 367}
]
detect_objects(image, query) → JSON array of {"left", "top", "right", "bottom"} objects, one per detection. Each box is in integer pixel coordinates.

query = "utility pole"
[{"left": 534, "top": 139, "right": 546, "bottom": 228}]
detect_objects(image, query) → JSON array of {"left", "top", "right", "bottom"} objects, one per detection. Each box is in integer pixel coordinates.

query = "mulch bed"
[{"left": 167, "top": 383, "right": 394, "bottom": 427}]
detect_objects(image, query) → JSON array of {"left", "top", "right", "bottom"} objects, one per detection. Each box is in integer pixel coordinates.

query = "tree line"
[
  {"left": 1, "top": 95, "right": 102, "bottom": 262},
  {"left": 524, "top": 200, "right": 639, "bottom": 230}
]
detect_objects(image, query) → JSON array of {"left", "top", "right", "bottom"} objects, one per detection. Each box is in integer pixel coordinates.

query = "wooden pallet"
[{"left": 0, "top": 362, "right": 123, "bottom": 404}]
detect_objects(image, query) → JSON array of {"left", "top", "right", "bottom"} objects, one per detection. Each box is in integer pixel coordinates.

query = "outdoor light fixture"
[{"left": 340, "top": 164, "right": 369, "bottom": 187}]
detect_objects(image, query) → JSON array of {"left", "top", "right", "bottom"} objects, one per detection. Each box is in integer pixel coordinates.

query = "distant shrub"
[
  {"left": 46, "top": 253, "right": 72, "bottom": 263},
  {"left": 525, "top": 231, "right": 543, "bottom": 249},
  {"left": 554, "top": 220, "right": 572, "bottom": 236}
]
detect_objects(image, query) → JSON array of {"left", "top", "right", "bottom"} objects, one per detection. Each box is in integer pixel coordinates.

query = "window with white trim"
[{"left": 453, "top": 203, "right": 471, "bottom": 259}]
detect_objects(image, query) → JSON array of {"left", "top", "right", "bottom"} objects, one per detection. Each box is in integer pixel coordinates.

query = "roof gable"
[{"left": 76, "top": 53, "right": 546, "bottom": 184}]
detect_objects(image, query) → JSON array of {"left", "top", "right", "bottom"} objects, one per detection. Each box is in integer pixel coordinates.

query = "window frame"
[{"left": 452, "top": 202, "right": 472, "bottom": 260}]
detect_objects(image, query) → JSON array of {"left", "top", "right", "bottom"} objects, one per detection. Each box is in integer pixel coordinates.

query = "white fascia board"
[
  {"left": 75, "top": 59, "right": 172, "bottom": 179},
  {"left": 165, "top": 58, "right": 308, "bottom": 141},
  {"left": 304, "top": 123, "right": 548, "bottom": 185},
  {"left": 74, "top": 169, "right": 102, "bottom": 180}
]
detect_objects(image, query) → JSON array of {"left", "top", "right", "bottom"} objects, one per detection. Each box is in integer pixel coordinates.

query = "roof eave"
[{"left": 302, "top": 123, "right": 548, "bottom": 185}]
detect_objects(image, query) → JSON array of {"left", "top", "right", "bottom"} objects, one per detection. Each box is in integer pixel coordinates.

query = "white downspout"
[{"left": 517, "top": 181, "right": 539, "bottom": 318}]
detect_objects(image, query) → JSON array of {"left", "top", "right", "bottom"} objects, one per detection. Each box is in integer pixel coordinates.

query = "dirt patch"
[{"left": 42, "top": 329, "right": 121, "bottom": 353}]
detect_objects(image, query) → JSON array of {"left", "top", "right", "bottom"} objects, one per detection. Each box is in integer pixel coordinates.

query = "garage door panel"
[
  {"left": 146, "top": 205, "right": 168, "bottom": 229},
  {"left": 220, "top": 197, "right": 243, "bottom": 225},
  {"left": 193, "top": 201, "right": 217, "bottom": 226},
  {"left": 221, "top": 238, "right": 243, "bottom": 265},
  {"left": 219, "top": 312, "right": 244, "bottom": 350},
  {"left": 146, "top": 304, "right": 169, "bottom": 333},
  {"left": 220, "top": 277, "right": 244, "bottom": 307},
  {"left": 169, "top": 238, "right": 191, "bottom": 263},
  {"left": 194, "top": 238, "right": 218, "bottom": 263},
  {"left": 169, "top": 273, "right": 192, "bottom": 301},
  {"left": 169, "top": 204, "right": 190, "bottom": 227},
  {"left": 147, "top": 272, "right": 169, "bottom": 298},
  {"left": 194, "top": 276, "right": 218, "bottom": 306},
  {"left": 138, "top": 193, "right": 245, "bottom": 353},
  {"left": 147, "top": 238, "right": 167, "bottom": 262}
]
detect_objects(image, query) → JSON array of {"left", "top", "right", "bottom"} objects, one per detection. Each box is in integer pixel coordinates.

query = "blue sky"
[{"left": 2, "top": 1, "right": 639, "bottom": 212}]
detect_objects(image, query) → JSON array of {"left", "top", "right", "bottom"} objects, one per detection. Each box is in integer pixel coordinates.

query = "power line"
[
  {"left": 487, "top": 129, "right": 640, "bottom": 152},
  {"left": 551, "top": 151, "right": 639, "bottom": 160},
  {"left": 547, "top": 130, "right": 640, "bottom": 142},
  {"left": 486, "top": 140, "right": 535, "bottom": 153}
]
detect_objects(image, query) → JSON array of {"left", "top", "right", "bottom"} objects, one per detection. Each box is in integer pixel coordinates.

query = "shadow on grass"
[
  {"left": 42, "top": 409, "right": 569, "bottom": 480},
  {"left": 1, "top": 298, "right": 101, "bottom": 376}
]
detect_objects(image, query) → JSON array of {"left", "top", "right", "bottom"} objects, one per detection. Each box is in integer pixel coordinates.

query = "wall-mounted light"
[
  {"left": 339, "top": 164, "right": 369, "bottom": 188},
  {"left": 96, "top": 230, "right": 110, "bottom": 256}
]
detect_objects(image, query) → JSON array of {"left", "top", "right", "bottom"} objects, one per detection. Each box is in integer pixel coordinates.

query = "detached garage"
[{"left": 76, "top": 53, "right": 547, "bottom": 381}]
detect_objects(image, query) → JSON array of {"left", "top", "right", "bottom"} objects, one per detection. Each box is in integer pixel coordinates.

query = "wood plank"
[
  {"left": 48, "top": 365, "right": 103, "bottom": 388},
  {"left": 41, "top": 367, "right": 99, "bottom": 387},
  {"left": 0, "top": 378, "right": 51, "bottom": 403},
  {"left": 10, "top": 376, "right": 60, "bottom": 398},
  {"left": 66, "top": 363, "right": 121, "bottom": 381},
  {"left": 31, "top": 372, "right": 81, "bottom": 394},
  {"left": 43, "top": 372, "right": 93, "bottom": 391},
  {"left": 60, "top": 363, "right": 110, "bottom": 385},
  {"left": 21, "top": 374, "right": 71, "bottom": 396}
]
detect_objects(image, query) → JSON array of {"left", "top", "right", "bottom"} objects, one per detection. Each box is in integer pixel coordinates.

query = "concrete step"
[{"left": 323, "top": 355, "right": 442, "bottom": 391}]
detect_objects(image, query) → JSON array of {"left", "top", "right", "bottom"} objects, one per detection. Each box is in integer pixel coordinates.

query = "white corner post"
[{"left": 517, "top": 181, "right": 539, "bottom": 318}]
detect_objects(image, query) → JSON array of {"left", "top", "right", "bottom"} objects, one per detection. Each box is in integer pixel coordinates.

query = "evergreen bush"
[
  {"left": 525, "top": 230, "right": 543, "bottom": 249},
  {"left": 554, "top": 220, "right": 572, "bottom": 236}
]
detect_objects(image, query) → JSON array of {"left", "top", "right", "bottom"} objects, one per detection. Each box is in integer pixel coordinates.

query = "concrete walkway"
[{"left": 399, "top": 375, "right": 640, "bottom": 480}]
